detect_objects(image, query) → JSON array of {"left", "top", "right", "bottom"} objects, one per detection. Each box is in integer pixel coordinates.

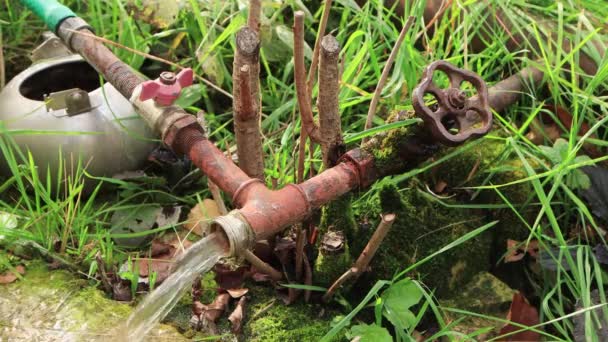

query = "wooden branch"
[
  {"left": 233, "top": 27, "right": 265, "bottom": 180},
  {"left": 241, "top": 249, "right": 283, "bottom": 281},
  {"left": 318, "top": 34, "right": 343, "bottom": 168},
  {"left": 293, "top": 11, "right": 323, "bottom": 143},
  {"left": 363, "top": 16, "right": 415, "bottom": 140},
  {"left": 248, "top": 0, "right": 262, "bottom": 32},
  {"left": 297, "top": 130, "right": 307, "bottom": 183},
  {"left": 306, "top": 0, "right": 334, "bottom": 99},
  {"left": 323, "top": 213, "right": 396, "bottom": 302}
]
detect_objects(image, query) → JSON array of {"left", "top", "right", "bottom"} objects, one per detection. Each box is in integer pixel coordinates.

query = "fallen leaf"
[
  {"left": 228, "top": 296, "right": 247, "bottom": 334},
  {"left": 192, "top": 301, "right": 205, "bottom": 316},
  {"left": 434, "top": 180, "right": 448, "bottom": 194},
  {"left": 0, "top": 265, "right": 25, "bottom": 284},
  {"left": 320, "top": 231, "right": 345, "bottom": 254},
  {"left": 226, "top": 288, "right": 249, "bottom": 299},
  {"left": 112, "top": 280, "right": 132, "bottom": 302},
  {"left": 155, "top": 206, "right": 182, "bottom": 229},
  {"left": 137, "top": 235, "right": 193, "bottom": 284},
  {"left": 150, "top": 240, "right": 172, "bottom": 257},
  {"left": 581, "top": 167, "right": 608, "bottom": 222},
  {"left": 499, "top": 292, "right": 540, "bottom": 341},
  {"left": 505, "top": 239, "right": 539, "bottom": 263},
  {"left": 214, "top": 263, "right": 248, "bottom": 290},
  {"left": 203, "top": 293, "right": 230, "bottom": 322},
  {"left": 185, "top": 199, "right": 221, "bottom": 236}
]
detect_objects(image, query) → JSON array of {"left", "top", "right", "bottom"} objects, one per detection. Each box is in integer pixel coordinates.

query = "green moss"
[
  {"left": 354, "top": 183, "right": 492, "bottom": 297},
  {"left": 244, "top": 284, "right": 339, "bottom": 341},
  {"left": 363, "top": 111, "right": 429, "bottom": 174},
  {"left": 315, "top": 196, "right": 357, "bottom": 288},
  {"left": 319, "top": 195, "right": 358, "bottom": 242},
  {"left": 314, "top": 245, "right": 353, "bottom": 287},
  {"left": 353, "top": 137, "right": 533, "bottom": 297},
  {"left": 0, "top": 261, "right": 184, "bottom": 340}
]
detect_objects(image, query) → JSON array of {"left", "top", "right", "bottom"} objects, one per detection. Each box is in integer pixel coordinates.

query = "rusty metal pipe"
[
  {"left": 47, "top": 13, "right": 548, "bottom": 257},
  {"left": 56, "top": 18, "right": 143, "bottom": 99}
]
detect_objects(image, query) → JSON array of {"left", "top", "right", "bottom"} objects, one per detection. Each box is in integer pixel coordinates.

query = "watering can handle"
[{"left": 21, "top": 0, "right": 76, "bottom": 33}]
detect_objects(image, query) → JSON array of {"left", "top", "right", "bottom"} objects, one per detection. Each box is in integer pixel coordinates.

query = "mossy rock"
[
  {"left": 0, "top": 262, "right": 184, "bottom": 341},
  {"left": 442, "top": 272, "right": 516, "bottom": 339}
]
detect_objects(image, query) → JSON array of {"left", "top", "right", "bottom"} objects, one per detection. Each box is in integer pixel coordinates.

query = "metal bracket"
[
  {"left": 31, "top": 32, "right": 74, "bottom": 63},
  {"left": 44, "top": 88, "right": 92, "bottom": 116}
]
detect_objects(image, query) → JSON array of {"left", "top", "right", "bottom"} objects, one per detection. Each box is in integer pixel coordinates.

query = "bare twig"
[
  {"left": 233, "top": 27, "right": 265, "bottom": 180},
  {"left": 363, "top": 16, "right": 415, "bottom": 139},
  {"left": 323, "top": 213, "right": 396, "bottom": 302},
  {"left": 241, "top": 249, "right": 283, "bottom": 281},
  {"left": 65, "top": 29, "right": 232, "bottom": 98},
  {"left": 248, "top": 0, "right": 262, "bottom": 32},
  {"left": 95, "top": 252, "right": 112, "bottom": 293},
  {"left": 295, "top": 227, "right": 306, "bottom": 281},
  {"left": 318, "top": 35, "right": 343, "bottom": 168},
  {"left": 208, "top": 180, "right": 228, "bottom": 215},
  {"left": 294, "top": 11, "right": 323, "bottom": 143},
  {"left": 303, "top": 254, "right": 313, "bottom": 302},
  {"left": 307, "top": 0, "right": 334, "bottom": 99}
]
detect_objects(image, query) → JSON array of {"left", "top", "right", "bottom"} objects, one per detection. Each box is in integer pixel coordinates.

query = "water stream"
[{"left": 123, "top": 233, "right": 226, "bottom": 341}]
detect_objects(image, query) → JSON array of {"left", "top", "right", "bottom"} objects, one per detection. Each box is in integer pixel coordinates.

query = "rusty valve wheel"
[{"left": 412, "top": 61, "right": 492, "bottom": 146}]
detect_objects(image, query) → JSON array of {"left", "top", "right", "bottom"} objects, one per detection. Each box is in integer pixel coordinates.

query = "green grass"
[{"left": 2, "top": 0, "right": 608, "bottom": 340}]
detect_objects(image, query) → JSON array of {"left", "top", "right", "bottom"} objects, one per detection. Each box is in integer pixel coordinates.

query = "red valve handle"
[
  {"left": 139, "top": 68, "right": 194, "bottom": 107},
  {"left": 412, "top": 61, "right": 492, "bottom": 146}
]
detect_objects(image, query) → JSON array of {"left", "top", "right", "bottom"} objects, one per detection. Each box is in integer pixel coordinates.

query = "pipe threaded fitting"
[{"left": 210, "top": 210, "right": 255, "bottom": 257}]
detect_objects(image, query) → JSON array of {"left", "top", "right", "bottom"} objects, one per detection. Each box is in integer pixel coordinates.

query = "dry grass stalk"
[
  {"left": 363, "top": 16, "right": 415, "bottom": 141},
  {"left": 318, "top": 34, "right": 343, "bottom": 168},
  {"left": 233, "top": 27, "right": 265, "bottom": 180}
]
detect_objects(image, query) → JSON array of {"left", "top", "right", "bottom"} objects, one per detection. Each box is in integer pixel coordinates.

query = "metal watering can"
[{"left": 0, "top": 32, "right": 156, "bottom": 190}]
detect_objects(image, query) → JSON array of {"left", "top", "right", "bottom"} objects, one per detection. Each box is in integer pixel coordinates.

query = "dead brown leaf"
[
  {"left": 185, "top": 199, "right": 221, "bottom": 236},
  {"left": 0, "top": 265, "right": 25, "bottom": 284},
  {"left": 203, "top": 293, "right": 230, "bottom": 323},
  {"left": 227, "top": 288, "right": 249, "bottom": 299},
  {"left": 499, "top": 292, "right": 541, "bottom": 341},
  {"left": 434, "top": 180, "right": 448, "bottom": 194},
  {"left": 228, "top": 296, "right": 247, "bottom": 334},
  {"left": 138, "top": 236, "right": 194, "bottom": 284},
  {"left": 505, "top": 239, "right": 539, "bottom": 263}
]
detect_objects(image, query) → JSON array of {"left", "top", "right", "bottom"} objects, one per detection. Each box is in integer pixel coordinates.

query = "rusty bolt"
[{"left": 159, "top": 71, "right": 177, "bottom": 85}]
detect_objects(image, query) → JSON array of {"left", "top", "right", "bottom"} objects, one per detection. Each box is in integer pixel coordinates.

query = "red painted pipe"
[{"left": 172, "top": 127, "right": 373, "bottom": 241}]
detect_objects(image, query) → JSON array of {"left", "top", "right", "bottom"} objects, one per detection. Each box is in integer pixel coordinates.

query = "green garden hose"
[{"left": 20, "top": 0, "right": 76, "bottom": 33}]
